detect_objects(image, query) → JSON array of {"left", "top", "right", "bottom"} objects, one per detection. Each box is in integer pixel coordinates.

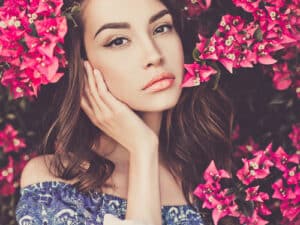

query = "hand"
[
  {"left": 80, "top": 61, "right": 158, "bottom": 155},
  {"left": 104, "top": 214, "right": 154, "bottom": 225}
]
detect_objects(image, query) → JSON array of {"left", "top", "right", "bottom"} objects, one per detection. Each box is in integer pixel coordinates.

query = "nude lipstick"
[{"left": 142, "top": 73, "right": 175, "bottom": 92}]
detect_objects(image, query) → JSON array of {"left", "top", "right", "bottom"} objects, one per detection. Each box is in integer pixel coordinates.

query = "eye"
[
  {"left": 154, "top": 24, "right": 173, "bottom": 35},
  {"left": 104, "top": 37, "right": 129, "bottom": 48}
]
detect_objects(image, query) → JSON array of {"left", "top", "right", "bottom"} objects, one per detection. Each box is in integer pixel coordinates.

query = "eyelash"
[{"left": 104, "top": 24, "right": 174, "bottom": 48}]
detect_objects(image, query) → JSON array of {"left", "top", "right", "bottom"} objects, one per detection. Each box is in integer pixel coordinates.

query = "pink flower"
[
  {"left": 280, "top": 199, "right": 300, "bottom": 222},
  {"left": 245, "top": 186, "right": 269, "bottom": 202},
  {"left": 263, "top": 0, "right": 286, "bottom": 9},
  {"left": 283, "top": 167, "right": 300, "bottom": 185},
  {"left": 181, "top": 62, "right": 217, "bottom": 87},
  {"left": 237, "top": 151, "right": 274, "bottom": 185},
  {"left": 281, "top": 47, "right": 298, "bottom": 60},
  {"left": 272, "top": 179, "right": 296, "bottom": 200},
  {"left": 244, "top": 186, "right": 271, "bottom": 216},
  {"left": 196, "top": 35, "right": 219, "bottom": 61},
  {"left": 183, "top": 0, "right": 211, "bottom": 17},
  {"left": 203, "top": 161, "right": 231, "bottom": 183},
  {"left": 216, "top": 15, "right": 256, "bottom": 73},
  {"left": 0, "top": 0, "right": 67, "bottom": 99},
  {"left": 0, "top": 156, "right": 14, "bottom": 183},
  {"left": 210, "top": 190, "right": 239, "bottom": 225},
  {"left": 195, "top": 185, "right": 239, "bottom": 225},
  {"left": 270, "top": 146, "right": 299, "bottom": 171},
  {"left": 194, "top": 161, "right": 237, "bottom": 225},
  {"left": 194, "top": 182, "right": 221, "bottom": 209},
  {"left": 251, "top": 41, "right": 278, "bottom": 65},
  {"left": 231, "top": 124, "right": 240, "bottom": 141},
  {"left": 289, "top": 124, "right": 300, "bottom": 150},
  {"left": 271, "top": 62, "right": 292, "bottom": 90},
  {"left": 0, "top": 124, "right": 26, "bottom": 153},
  {"left": 232, "top": 0, "right": 260, "bottom": 13},
  {"left": 257, "top": 203, "right": 272, "bottom": 216},
  {"left": 237, "top": 137, "right": 260, "bottom": 155},
  {"left": 239, "top": 209, "right": 269, "bottom": 225},
  {"left": 0, "top": 153, "right": 30, "bottom": 196}
]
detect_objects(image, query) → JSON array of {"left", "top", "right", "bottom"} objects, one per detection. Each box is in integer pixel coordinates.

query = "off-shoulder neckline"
[{"left": 20, "top": 180, "right": 197, "bottom": 209}]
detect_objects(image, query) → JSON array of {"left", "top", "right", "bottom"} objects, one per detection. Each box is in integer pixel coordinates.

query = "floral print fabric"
[{"left": 16, "top": 181, "right": 204, "bottom": 225}]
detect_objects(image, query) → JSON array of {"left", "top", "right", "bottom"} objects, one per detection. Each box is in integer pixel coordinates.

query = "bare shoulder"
[{"left": 20, "top": 154, "right": 68, "bottom": 188}]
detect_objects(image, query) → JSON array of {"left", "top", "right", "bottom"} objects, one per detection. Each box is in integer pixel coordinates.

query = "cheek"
[{"left": 95, "top": 61, "right": 136, "bottom": 99}]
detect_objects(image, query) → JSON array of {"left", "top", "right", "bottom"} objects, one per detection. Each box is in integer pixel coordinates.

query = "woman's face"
[{"left": 83, "top": 0, "right": 184, "bottom": 111}]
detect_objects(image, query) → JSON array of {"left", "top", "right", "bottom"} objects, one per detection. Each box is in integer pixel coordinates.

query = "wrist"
[{"left": 131, "top": 134, "right": 159, "bottom": 157}]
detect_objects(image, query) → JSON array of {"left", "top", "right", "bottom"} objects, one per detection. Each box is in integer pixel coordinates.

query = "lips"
[{"left": 142, "top": 73, "right": 175, "bottom": 90}]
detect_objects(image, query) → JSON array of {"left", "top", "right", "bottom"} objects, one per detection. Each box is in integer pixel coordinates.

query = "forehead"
[{"left": 82, "top": 0, "right": 167, "bottom": 28}]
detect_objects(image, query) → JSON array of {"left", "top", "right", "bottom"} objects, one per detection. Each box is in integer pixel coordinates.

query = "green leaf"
[
  {"left": 29, "top": 23, "right": 38, "bottom": 37},
  {"left": 254, "top": 28, "right": 263, "bottom": 42},
  {"left": 192, "top": 48, "right": 201, "bottom": 62}
]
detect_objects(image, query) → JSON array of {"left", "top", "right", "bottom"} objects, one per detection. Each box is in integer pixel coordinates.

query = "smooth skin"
[{"left": 81, "top": 62, "right": 161, "bottom": 224}]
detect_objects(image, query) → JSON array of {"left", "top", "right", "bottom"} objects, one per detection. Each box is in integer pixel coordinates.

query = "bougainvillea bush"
[{"left": 0, "top": 0, "right": 299, "bottom": 224}]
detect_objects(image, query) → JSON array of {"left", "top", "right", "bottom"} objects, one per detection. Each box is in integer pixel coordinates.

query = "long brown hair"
[{"left": 38, "top": 0, "right": 234, "bottom": 222}]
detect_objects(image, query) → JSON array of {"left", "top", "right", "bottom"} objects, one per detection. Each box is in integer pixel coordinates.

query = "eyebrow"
[{"left": 94, "top": 9, "right": 170, "bottom": 39}]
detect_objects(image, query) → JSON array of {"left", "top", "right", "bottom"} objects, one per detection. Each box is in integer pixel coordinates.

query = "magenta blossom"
[
  {"left": 245, "top": 186, "right": 269, "bottom": 202},
  {"left": 203, "top": 161, "right": 231, "bottom": 183},
  {"left": 231, "top": 124, "right": 240, "bottom": 141},
  {"left": 272, "top": 179, "right": 296, "bottom": 201},
  {"left": 210, "top": 190, "right": 239, "bottom": 225},
  {"left": 289, "top": 124, "right": 300, "bottom": 150},
  {"left": 283, "top": 167, "right": 300, "bottom": 185},
  {"left": 194, "top": 182, "right": 221, "bottom": 209},
  {"left": 0, "top": 153, "right": 30, "bottom": 196},
  {"left": 196, "top": 35, "right": 219, "bottom": 61},
  {"left": 280, "top": 198, "right": 300, "bottom": 222},
  {"left": 0, "top": 124, "right": 26, "bottom": 153},
  {"left": 237, "top": 151, "right": 274, "bottom": 185},
  {"left": 181, "top": 62, "right": 217, "bottom": 87},
  {"left": 244, "top": 186, "right": 272, "bottom": 215},
  {"left": 237, "top": 137, "right": 260, "bottom": 155},
  {"left": 195, "top": 185, "right": 239, "bottom": 225},
  {"left": 271, "top": 62, "right": 292, "bottom": 90},
  {"left": 270, "top": 146, "right": 299, "bottom": 171},
  {"left": 239, "top": 209, "right": 269, "bottom": 225},
  {"left": 232, "top": 0, "right": 260, "bottom": 13},
  {"left": 0, "top": 156, "right": 14, "bottom": 184},
  {"left": 0, "top": 0, "right": 67, "bottom": 98},
  {"left": 183, "top": 0, "right": 211, "bottom": 17}
]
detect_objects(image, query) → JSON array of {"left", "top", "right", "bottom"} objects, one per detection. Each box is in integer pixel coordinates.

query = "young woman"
[{"left": 16, "top": 0, "right": 233, "bottom": 224}]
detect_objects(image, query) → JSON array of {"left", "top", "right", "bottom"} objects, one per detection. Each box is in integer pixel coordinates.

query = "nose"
[{"left": 142, "top": 39, "right": 163, "bottom": 69}]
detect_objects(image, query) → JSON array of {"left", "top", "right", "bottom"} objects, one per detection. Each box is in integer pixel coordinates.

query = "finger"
[
  {"left": 80, "top": 94, "right": 98, "bottom": 125},
  {"left": 84, "top": 61, "right": 109, "bottom": 113}
]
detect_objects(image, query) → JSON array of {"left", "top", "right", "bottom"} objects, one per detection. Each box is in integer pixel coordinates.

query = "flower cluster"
[
  {"left": 194, "top": 141, "right": 300, "bottom": 225},
  {"left": 182, "top": 0, "right": 299, "bottom": 97},
  {"left": 289, "top": 124, "right": 300, "bottom": 150},
  {"left": 183, "top": 0, "right": 211, "bottom": 19},
  {"left": 0, "top": 125, "right": 26, "bottom": 153},
  {"left": 0, "top": 0, "right": 67, "bottom": 99},
  {"left": 0, "top": 125, "right": 29, "bottom": 196},
  {"left": 193, "top": 161, "right": 239, "bottom": 224}
]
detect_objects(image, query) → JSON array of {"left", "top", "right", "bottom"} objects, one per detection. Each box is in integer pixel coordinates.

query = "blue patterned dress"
[{"left": 16, "top": 181, "right": 205, "bottom": 225}]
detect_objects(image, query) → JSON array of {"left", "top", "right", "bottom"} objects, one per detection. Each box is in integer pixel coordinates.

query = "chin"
[{"left": 132, "top": 94, "right": 182, "bottom": 112}]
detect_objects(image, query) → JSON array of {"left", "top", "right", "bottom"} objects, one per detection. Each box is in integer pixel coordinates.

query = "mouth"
[{"left": 142, "top": 73, "right": 176, "bottom": 92}]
